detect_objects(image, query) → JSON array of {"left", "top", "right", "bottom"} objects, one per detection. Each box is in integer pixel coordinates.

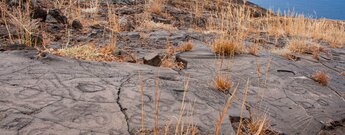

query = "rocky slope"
[{"left": 0, "top": 0, "right": 344, "bottom": 135}]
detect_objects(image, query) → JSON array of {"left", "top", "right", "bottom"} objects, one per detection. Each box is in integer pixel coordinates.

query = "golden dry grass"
[
  {"left": 0, "top": 1, "right": 39, "bottom": 46},
  {"left": 286, "top": 39, "right": 310, "bottom": 54},
  {"left": 311, "top": 71, "right": 329, "bottom": 86},
  {"left": 147, "top": 0, "right": 165, "bottom": 14},
  {"left": 215, "top": 83, "right": 239, "bottom": 135},
  {"left": 247, "top": 44, "right": 259, "bottom": 56},
  {"left": 176, "top": 41, "right": 195, "bottom": 52},
  {"left": 137, "top": 20, "right": 177, "bottom": 31},
  {"left": 49, "top": 44, "right": 119, "bottom": 62},
  {"left": 261, "top": 13, "right": 345, "bottom": 48},
  {"left": 213, "top": 73, "right": 232, "bottom": 91},
  {"left": 272, "top": 48, "right": 299, "bottom": 61},
  {"left": 212, "top": 38, "right": 244, "bottom": 56},
  {"left": 239, "top": 115, "right": 270, "bottom": 135},
  {"left": 160, "top": 58, "right": 183, "bottom": 69}
]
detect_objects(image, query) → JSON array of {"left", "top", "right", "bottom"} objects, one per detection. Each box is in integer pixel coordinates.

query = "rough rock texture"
[{"left": 1, "top": 39, "right": 344, "bottom": 134}]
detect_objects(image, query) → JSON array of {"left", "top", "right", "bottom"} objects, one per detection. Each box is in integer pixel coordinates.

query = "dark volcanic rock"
[
  {"left": 71, "top": 19, "right": 83, "bottom": 30},
  {"left": 143, "top": 52, "right": 163, "bottom": 66},
  {"left": 116, "top": 6, "right": 143, "bottom": 15},
  {"left": 0, "top": 43, "right": 36, "bottom": 51},
  {"left": 48, "top": 9, "right": 68, "bottom": 24},
  {"left": 30, "top": 8, "right": 47, "bottom": 22}
]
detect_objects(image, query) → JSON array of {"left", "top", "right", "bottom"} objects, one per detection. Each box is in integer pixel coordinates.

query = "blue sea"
[{"left": 250, "top": 0, "right": 345, "bottom": 20}]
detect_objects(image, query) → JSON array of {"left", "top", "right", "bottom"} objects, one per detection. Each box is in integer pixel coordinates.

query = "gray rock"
[
  {"left": 143, "top": 52, "right": 163, "bottom": 66},
  {"left": 119, "top": 16, "right": 135, "bottom": 31},
  {"left": 1, "top": 45, "right": 344, "bottom": 135},
  {"left": 116, "top": 6, "right": 143, "bottom": 15},
  {"left": 149, "top": 30, "right": 169, "bottom": 41},
  {"left": 111, "top": 0, "right": 136, "bottom": 4}
]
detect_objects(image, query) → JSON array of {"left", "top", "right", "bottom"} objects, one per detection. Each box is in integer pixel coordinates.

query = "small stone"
[
  {"left": 30, "top": 8, "right": 47, "bottom": 22},
  {"left": 112, "top": 50, "right": 126, "bottom": 56},
  {"left": 72, "top": 19, "right": 83, "bottom": 30},
  {"left": 127, "top": 32, "right": 140, "bottom": 39},
  {"left": 118, "top": 16, "right": 135, "bottom": 31},
  {"left": 143, "top": 52, "right": 163, "bottom": 67},
  {"left": 48, "top": 9, "right": 68, "bottom": 24}
]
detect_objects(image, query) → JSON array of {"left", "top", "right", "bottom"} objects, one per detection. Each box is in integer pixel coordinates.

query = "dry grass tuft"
[
  {"left": 311, "top": 71, "right": 329, "bottom": 86},
  {"left": 286, "top": 39, "right": 310, "bottom": 54},
  {"left": 273, "top": 39, "right": 327, "bottom": 60},
  {"left": 137, "top": 20, "right": 177, "bottom": 31},
  {"left": 147, "top": 0, "right": 165, "bottom": 14},
  {"left": 160, "top": 58, "right": 183, "bottom": 69},
  {"left": 215, "top": 83, "right": 239, "bottom": 135},
  {"left": 213, "top": 73, "right": 232, "bottom": 92},
  {"left": 238, "top": 115, "right": 270, "bottom": 135},
  {"left": 212, "top": 38, "right": 244, "bottom": 56},
  {"left": 247, "top": 44, "right": 259, "bottom": 56},
  {"left": 0, "top": 1, "right": 39, "bottom": 46},
  {"left": 262, "top": 13, "right": 345, "bottom": 47},
  {"left": 49, "top": 44, "right": 119, "bottom": 61},
  {"left": 176, "top": 41, "right": 194, "bottom": 52}
]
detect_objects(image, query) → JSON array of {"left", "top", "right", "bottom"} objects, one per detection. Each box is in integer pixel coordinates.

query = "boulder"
[
  {"left": 48, "top": 9, "right": 68, "bottom": 24},
  {"left": 143, "top": 52, "right": 164, "bottom": 66},
  {"left": 72, "top": 19, "right": 83, "bottom": 30}
]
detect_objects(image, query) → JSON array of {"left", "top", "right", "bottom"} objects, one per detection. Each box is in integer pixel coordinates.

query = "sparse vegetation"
[
  {"left": 0, "top": 0, "right": 343, "bottom": 134},
  {"left": 248, "top": 44, "right": 259, "bottom": 56},
  {"left": 311, "top": 71, "right": 329, "bottom": 86},
  {"left": 213, "top": 73, "right": 233, "bottom": 92},
  {"left": 48, "top": 43, "right": 119, "bottom": 62},
  {"left": 176, "top": 41, "right": 194, "bottom": 52},
  {"left": 212, "top": 38, "right": 245, "bottom": 56},
  {"left": 147, "top": 0, "right": 165, "bottom": 14}
]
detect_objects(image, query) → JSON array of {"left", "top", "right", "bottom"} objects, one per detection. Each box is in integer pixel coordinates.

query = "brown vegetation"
[
  {"left": 311, "top": 71, "right": 329, "bottom": 86},
  {"left": 176, "top": 41, "right": 194, "bottom": 52},
  {"left": 48, "top": 44, "right": 119, "bottom": 62},
  {"left": 213, "top": 73, "right": 233, "bottom": 92},
  {"left": 212, "top": 38, "right": 244, "bottom": 56}
]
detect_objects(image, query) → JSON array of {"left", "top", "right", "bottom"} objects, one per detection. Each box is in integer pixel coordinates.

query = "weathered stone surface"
[
  {"left": 177, "top": 41, "right": 345, "bottom": 134},
  {"left": 48, "top": 9, "right": 68, "bottom": 24},
  {"left": 143, "top": 52, "right": 163, "bottom": 66},
  {"left": 0, "top": 42, "right": 344, "bottom": 135},
  {"left": 30, "top": 8, "right": 47, "bottom": 22}
]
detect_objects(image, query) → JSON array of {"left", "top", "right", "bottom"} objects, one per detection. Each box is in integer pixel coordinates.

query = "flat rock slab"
[
  {"left": 0, "top": 51, "right": 237, "bottom": 134},
  {"left": 0, "top": 47, "right": 345, "bottom": 135}
]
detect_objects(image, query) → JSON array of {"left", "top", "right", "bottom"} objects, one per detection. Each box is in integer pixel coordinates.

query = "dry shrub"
[
  {"left": 271, "top": 48, "right": 300, "bottom": 61},
  {"left": 137, "top": 20, "right": 177, "bottom": 31},
  {"left": 212, "top": 38, "right": 244, "bottom": 56},
  {"left": 0, "top": 1, "right": 39, "bottom": 46},
  {"left": 311, "top": 71, "right": 329, "bottom": 86},
  {"left": 235, "top": 115, "right": 273, "bottom": 135},
  {"left": 286, "top": 39, "right": 310, "bottom": 54},
  {"left": 213, "top": 73, "right": 232, "bottom": 92},
  {"left": 176, "top": 41, "right": 194, "bottom": 52},
  {"left": 262, "top": 13, "right": 345, "bottom": 48},
  {"left": 286, "top": 39, "right": 327, "bottom": 60},
  {"left": 147, "top": 0, "right": 165, "bottom": 14},
  {"left": 50, "top": 44, "right": 119, "bottom": 61},
  {"left": 160, "top": 58, "right": 183, "bottom": 69},
  {"left": 247, "top": 44, "right": 259, "bottom": 56}
]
